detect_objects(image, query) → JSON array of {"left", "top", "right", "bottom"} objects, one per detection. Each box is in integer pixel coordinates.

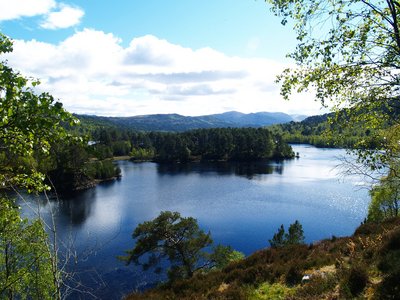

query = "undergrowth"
[{"left": 125, "top": 217, "right": 400, "bottom": 300}]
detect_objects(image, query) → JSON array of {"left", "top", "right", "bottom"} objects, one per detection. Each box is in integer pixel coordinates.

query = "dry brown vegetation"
[{"left": 125, "top": 217, "right": 400, "bottom": 299}]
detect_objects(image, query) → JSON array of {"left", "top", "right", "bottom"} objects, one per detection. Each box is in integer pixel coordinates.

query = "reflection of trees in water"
[
  {"left": 59, "top": 189, "right": 97, "bottom": 225},
  {"left": 98, "top": 178, "right": 120, "bottom": 188},
  {"left": 233, "top": 162, "right": 273, "bottom": 179},
  {"left": 156, "top": 161, "right": 285, "bottom": 179},
  {"left": 273, "top": 164, "right": 284, "bottom": 175},
  {"left": 57, "top": 178, "right": 118, "bottom": 226}
]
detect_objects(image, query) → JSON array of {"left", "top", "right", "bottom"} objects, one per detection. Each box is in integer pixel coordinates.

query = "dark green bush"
[
  {"left": 354, "top": 222, "right": 383, "bottom": 235},
  {"left": 285, "top": 265, "right": 303, "bottom": 286},
  {"left": 348, "top": 265, "right": 368, "bottom": 296},
  {"left": 376, "top": 228, "right": 400, "bottom": 299},
  {"left": 378, "top": 227, "right": 400, "bottom": 276},
  {"left": 375, "top": 269, "right": 400, "bottom": 299},
  {"left": 340, "top": 264, "right": 368, "bottom": 298},
  {"left": 378, "top": 250, "right": 400, "bottom": 273},
  {"left": 381, "top": 227, "right": 400, "bottom": 253},
  {"left": 355, "top": 217, "right": 400, "bottom": 236}
]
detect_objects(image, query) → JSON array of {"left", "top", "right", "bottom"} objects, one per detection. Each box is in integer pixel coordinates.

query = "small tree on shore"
[
  {"left": 269, "top": 220, "right": 305, "bottom": 248},
  {"left": 286, "top": 220, "right": 305, "bottom": 245},
  {"left": 120, "top": 211, "right": 213, "bottom": 280},
  {"left": 120, "top": 211, "right": 244, "bottom": 281},
  {"left": 269, "top": 224, "right": 286, "bottom": 248}
]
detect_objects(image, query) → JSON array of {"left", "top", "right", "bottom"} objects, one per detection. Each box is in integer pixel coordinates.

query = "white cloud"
[
  {"left": 40, "top": 4, "right": 84, "bottom": 29},
  {"left": 0, "top": 0, "right": 56, "bottom": 21},
  {"left": 4, "top": 29, "right": 322, "bottom": 117},
  {"left": 0, "top": 0, "right": 83, "bottom": 30}
]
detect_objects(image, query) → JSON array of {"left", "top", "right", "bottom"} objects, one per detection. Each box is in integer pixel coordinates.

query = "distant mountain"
[
  {"left": 209, "top": 111, "right": 295, "bottom": 127},
  {"left": 290, "top": 114, "right": 308, "bottom": 122},
  {"left": 76, "top": 111, "right": 305, "bottom": 132}
]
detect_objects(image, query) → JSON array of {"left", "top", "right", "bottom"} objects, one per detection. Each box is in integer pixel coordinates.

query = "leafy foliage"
[
  {"left": 0, "top": 198, "right": 56, "bottom": 299},
  {"left": 266, "top": 0, "right": 400, "bottom": 188},
  {"left": 267, "top": 0, "right": 400, "bottom": 119},
  {"left": 271, "top": 112, "right": 379, "bottom": 148},
  {"left": 0, "top": 32, "right": 76, "bottom": 299},
  {"left": 286, "top": 220, "right": 305, "bottom": 245},
  {"left": 120, "top": 211, "right": 245, "bottom": 282},
  {"left": 368, "top": 169, "right": 400, "bottom": 221},
  {"left": 250, "top": 282, "right": 295, "bottom": 299},
  {"left": 120, "top": 211, "right": 213, "bottom": 281},
  {"left": 208, "top": 245, "right": 245, "bottom": 270},
  {"left": 0, "top": 33, "right": 76, "bottom": 192},
  {"left": 84, "top": 160, "right": 121, "bottom": 181},
  {"left": 269, "top": 224, "right": 285, "bottom": 248}
]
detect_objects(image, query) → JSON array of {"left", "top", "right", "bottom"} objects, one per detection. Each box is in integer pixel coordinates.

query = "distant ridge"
[
  {"left": 209, "top": 111, "right": 294, "bottom": 127},
  {"left": 76, "top": 111, "right": 308, "bottom": 132}
]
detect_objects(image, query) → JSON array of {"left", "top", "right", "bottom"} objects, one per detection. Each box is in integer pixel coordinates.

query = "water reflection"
[
  {"left": 98, "top": 178, "right": 120, "bottom": 188},
  {"left": 156, "top": 160, "right": 283, "bottom": 179},
  {"left": 59, "top": 189, "right": 97, "bottom": 226}
]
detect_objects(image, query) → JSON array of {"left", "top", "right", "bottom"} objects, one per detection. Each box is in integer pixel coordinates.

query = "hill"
[
  {"left": 126, "top": 217, "right": 400, "bottom": 299},
  {"left": 210, "top": 111, "right": 295, "bottom": 127},
  {"left": 76, "top": 111, "right": 305, "bottom": 132},
  {"left": 270, "top": 112, "right": 370, "bottom": 148}
]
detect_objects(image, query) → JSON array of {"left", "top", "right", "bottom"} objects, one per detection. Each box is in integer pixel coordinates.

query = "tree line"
[
  {"left": 89, "top": 127, "right": 295, "bottom": 163},
  {"left": 270, "top": 113, "right": 382, "bottom": 149}
]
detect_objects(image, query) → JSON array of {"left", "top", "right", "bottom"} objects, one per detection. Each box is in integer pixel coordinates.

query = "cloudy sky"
[{"left": 0, "top": 0, "right": 323, "bottom": 117}]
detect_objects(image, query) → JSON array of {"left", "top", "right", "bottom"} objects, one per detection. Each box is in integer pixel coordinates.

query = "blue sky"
[{"left": 0, "top": 0, "right": 322, "bottom": 116}]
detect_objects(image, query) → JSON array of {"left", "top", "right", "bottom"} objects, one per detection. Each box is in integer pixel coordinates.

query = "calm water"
[{"left": 19, "top": 145, "right": 371, "bottom": 299}]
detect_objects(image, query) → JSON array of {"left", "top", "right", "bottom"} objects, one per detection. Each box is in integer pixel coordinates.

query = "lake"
[{"left": 19, "top": 145, "right": 371, "bottom": 299}]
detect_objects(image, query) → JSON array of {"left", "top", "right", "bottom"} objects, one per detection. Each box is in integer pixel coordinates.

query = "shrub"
[
  {"left": 340, "top": 264, "right": 368, "bottom": 298},
  {"left": 381, "top": 227, "right": 400, "bottom": 253},
  {"left": 294, "top": 274, "right": 337, "bottom": 298},
  {"left": 377, "top": 250, "right": 400, "bottom": 273},
  {"left": 348, "top": 265, "right": 368, "bottom": 295},
  {"left": 375, "top": 269, "right": 400, "bottom": 299},
  {"left": 251, "top": 282, "right": 295, "bottom": 300},
  {"left": 354, "top": 222, "right": 381, "bottom": 235},
  {"left": 378, "top": 227, "right": 400, "bottom": 275},
  {"left": 285, "top": 265, "right": 303, "bottom": 286},
  {"left": 207, "top": 282, "right": 250, "bottom": 300}
]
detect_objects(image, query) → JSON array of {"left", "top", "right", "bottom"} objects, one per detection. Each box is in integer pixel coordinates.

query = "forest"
[
  {"left": 1, "top": 114, "right": 295, "bottom": 194},
  {"left": 39, "top": 125, "right": 294, "bottom": 192},
  {"left": 271, "top": 113, "right": 384, "bottom": 149},
  {"left": 89, "top": 126, "right": 295, "bottom": 162}
]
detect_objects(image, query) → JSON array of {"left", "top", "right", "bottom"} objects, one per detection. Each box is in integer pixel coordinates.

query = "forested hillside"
[
  {"left": 271, "top": 113, "right": 381, "bottom": 149},
  {"left": 76, "top": 111, "right": 301, "bottom": 132}
]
